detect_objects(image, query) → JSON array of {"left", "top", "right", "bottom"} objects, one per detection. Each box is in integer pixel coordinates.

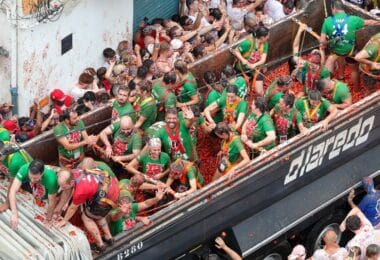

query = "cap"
[
  {"left": 288, "top": 245, "right": 306, "bottom": 260},
  {"left": 277, "top": 75, "right": 292, "bottom": 86},
  {"left": 3, "top": 120, "right": 18, "bottom": 132},
  {"left": 362, "top": 177, "right": 375, "bottom": 194},
  {"left": 50, "top": 89, "right": 66, "bottom": 102},
  {"left": 170, "top": 39, "right": 183, "bottom": 50}
]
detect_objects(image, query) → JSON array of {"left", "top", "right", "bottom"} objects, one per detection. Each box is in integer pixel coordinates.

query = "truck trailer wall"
[{"left": 0, "top": 0, "right": 133, "bottom": 115}]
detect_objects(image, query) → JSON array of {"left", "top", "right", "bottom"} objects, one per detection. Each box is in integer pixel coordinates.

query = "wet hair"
[
  {"left": 308, "top": 90, "right": 322, "bottom": 102},
  {"left": 75, "top": 104, "right": 90, "bottom": 116},
  {"left": 331, "top": 0, "right": 344, "bottom": 10},
  {"left": 82, "top": 91, "right": 96, "bottom": 103},
  {"left": 190, "top": 105, "right": 201, "bottom": 117},
  {"left": 214, "top": 122, "right": 231, "bottom": 136},
  {"left": 128, "top": 80, "right": 136, "bottom": 91},
  {"left": 347, "top": 246, "right": 361, "bottom": 259},
  {"left": 97, "top": 67, "right": 107, "bottom": 80},
  {"left": 203, "top": 71, "right": 217, "bottom": 85},
  {"left": 117, "top": 40, "right": 129, "bottom": 55},
  {"left": 29, "top": 159, "right": 45, "bottom": 175},
  {"left": 143, "top": 59, "right": 154, "bottom": 70},
  {"left": 98, "top": 92, "right": 111, "bottom": 104},
  {"left": 118, "top": 85, "right": 130, "bottom": 94},
  {"left": 171, "top": 14, "right": 180, "bottom": 23},
  {"left": 163, "top": 72, "right": 177, "bottom": 84},
  {"left": 18, "top": 117, "right": 30, "bottom": 128},
  {"left": 282, "top": 94, "right": 295, "bottom": 108},
  {"left": 84, "top": 67, "right": 96, "bottom": 76},
  {"left": 166, "top": 107, "right": 178, "bottom": 116},
  {"left": 192, "top": 45, "right": 205, "bottom": 59},
  {"left": 151, "top": 17, "right": 164, "bottom": 26},
  {"left": 174, "top": 60, "right": 189, "bottom": 74},
  {"left": 316, "top": 79, "right": 329, "bottom": 92},
  {"left": 103, "top": 47, "right": 116, "bottom": 59},
  {"left": 255, "top": 25, "right": 269, "bottom": 38},
  {"left": 244, "top": 12, "right": 257, "bottom": 34},
  {"left": 159, "top": 41, "right": 171, "bottom": 56},
  {"left": 346, "top": 215, "right": 361, "bottom": 232},
  {"left": 254, "top": 97, "right": 267, "bottom": 113},
  {"left": 366, "top": 244, "right": 380, "bottom": 258},
  {"left": 130, "top": 174, "right": 145, "bottom": 187},
  {"left": 226, "top": 84, "right": 238, "bottom": 95},
  {"left": 169, "top": 26, "right": 181, "bottom": 38},
  {"left": 79, "top": 73, "right": 94, "bottom": 85},
  {"left": 137, "top": 65, "right": 149, "bottom": 79},
  {"left": 209, "top": 8, "right": 222, "bottom": 21},
  {"left": 223, "top": 65, "right": 236, "bottom": 78},
  {"left": 139, "top": 80, "right": 153, "bottom": 93}
]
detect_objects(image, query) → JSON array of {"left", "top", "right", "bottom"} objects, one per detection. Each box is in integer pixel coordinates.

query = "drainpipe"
[{"left": 10, "top": 0, "right": 19, "bottom": 115}]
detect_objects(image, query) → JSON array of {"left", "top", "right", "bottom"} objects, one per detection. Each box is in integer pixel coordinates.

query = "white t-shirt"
[
  {"left": 70, "top": 85, "right": 89, "bottom": 102},
  {"left": 264, "top": 0, "right": 286, "bottom": 22},
  {"left": 312, "top": 247, "right": 348, "bottom": 260}
]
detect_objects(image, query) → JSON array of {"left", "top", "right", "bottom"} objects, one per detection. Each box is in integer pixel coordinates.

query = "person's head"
[
  {"left": 331, "top": 0, "right": 344, "bottom": 14},
  {"left": 214, "top": 122, "right": 231, "bottom": 139},
  {"left": 137, "top": 80, "right": 152, "bottom": 97},
  {"left": 316, "top": 78, "right": 332, "bottom": 94},
  {"left": 60, "top": 109, "right": 80, "bottom": 127},
  {"left": 75, "top": 103, "right": 90, "bottom": 116},
  {"left": 130, "top": 174, "right": 145, "bottom": 189},
  {"left": 233, "top": 0, "right": 245, "bottom": 7},
  {"left": 255, "top": 25, "right": 270, "bottom": 42},
  {"left": 142, "top": 59, "right": 155, "bottom": 73},
  {"left": 0, "top": 103, "right": 13, "bottom": 114},
  {"left": 192, "top": 44, "right": 206, "bottom": 59},
  {"left": 179, "top": 15, "right": 194, "bottom": 31},
  {"left": 117, "top": 190, "right": 134, "bottom": 214},
  {"left": 58, "top": 170, "right": 74, "bottom": 190},
  {"left": 244, "top": 12, "right": 257, "bottom": 34},
  {"left": 169, "top": 158, "right": 185, "bottom": 179},
  {"left": 103, "top": 47, "right": 116, "bottom": 61},
  {"left": 223, "top": 65, "right": 236, "bottom": 79},
  {"left": 174, "top": 60, "right": 189, "bottom": 75},
  {"left": 50, "top": 89, "right": 67, "bottom": 106},
  {"left": 82, "top": 91, "right": 96, "bottom": 105},
  {"left": 283, "top": 0, "right": 295, "bottom": 15},
  {"left": 279, "top": 94, "right": 295, "bottom": 112},
  {"left": 137, "top": 65, "right": 149, "bottom": 80},
  {"left": 117, "top": 40, "right": 130, "bottom": 55},
  {"left": 226, "top": 85, "right": 239, "bottom": 103},
  {"left": 186, "top": 0, "right": 198, "bottom": 10},
  {"left": 169, "top": 26, "right": 183, "bottom": 39},
  {"left": 165, "top": 107, "right": 179, "bottom": 129},
  {"left": 322, "top": 229, "right": 338, "bottom": 245},
  {"left": 78, "top": 72, "right": 94, "bottom": 88},
  {"left": 366, "top": 244, "right": 380, "bottom": 259},
  {"left": 119, "top": 116, "right": 134, "bottom": 136},
  {"left": 308, "top": 49, "right": 322, "bottom": 66},
  {"left": 288, "top": 244, "right": 306, "bottom": 260},
  {"left": 362, "top": 177, "right": 376, "bottom": 194},
  {"left": 116, "top": 85, "right": 129, "bottom": 105},
  {"left": 18, "top": 117, "right": 35, "bottom": 132},
  {"left": 308, "top": 90, "right": 322, "bottom": 107},
  {"left": 208, "top": 8, "right": 222, "bottom": 23},
  {"left": 28, "top": 159, "right": 45, "bottom": 183},
  {"left": 251, "top": 97, "right": 266, "bottom": 114},
  {"left": 80, "top": 157, "right": 96, "bottom": 170},
  {"left": 97, "top": 67, "right": 107, "bottom": 81},
  {"left": 346, "top": 215, "right": 362, "bottom": 232},
  {"left": 98, "top": 92, "right": 110, "bottom": 104},
  {"left": 159, "top": 41, "right": 173, "bottom": 57},
  {"left": 163, "top": 72, "right": 177, "bottom": 87},
  {"left": 277, "top": 75, "right": 292, "bottom": 89},
  {"left": 347, "top": 246, "right": 361, "bottom": 260},
  {"left": 204, "top": 71, "right": 217, "bottom": 85},
  {"left": 148, "top": 138, "right": 162, "bottom": 159}
]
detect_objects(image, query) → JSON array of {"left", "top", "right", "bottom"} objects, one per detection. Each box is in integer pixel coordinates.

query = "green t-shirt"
[
  {"left": 301, "top": 61, "right": 331, "bottom": 93},
  {"left": 216, "top": 97, "right": 248, "bottom": 124},
  {"left": 295, "top": 97, "right": 331, "bottom": 128},
  {"left": 138, "top": 97, "right": 157, "bottom": 131},
  {"left": 264, "top": 80, "right": 284, "bottom": 110},
  {"left": 248, "top": 113, "right": 276, "bottom": 150},
  {"left": 179, "top": 73, "right": 198, "bottom": 103},
  {"left": 321, "top": 12, "right": 365, "bottom": 56},
  {"left": 231, "top": 77, "right": 248, "bottom": 99},
  {"left": 54, "top": 120, "right": 85, "bottom": 159},
  {"left": 155, "top": 113, "right": 193, "bottom": 161},
  {"left": 330, "top": 81, "right": 351, "bottom": 104},
  {"left": 0, "top": 127, "right": 10, "bottom": 142},
  {"left": 363, "top": 33, "right": 380, "bottom": 75},
  {"left": 109, "top": 202, "right": 138, "bottom": 236},
  {"left": 152, "top": 82, "right": 177, "bottom": 121},
  {"left": 224, "top": 136, "right": 245, "bottom": 164},
  {"left": 16, "top": 163, "right": 58, "bottom": 199},
  {"left": 137, "top": 151, "right": 171, "bottom": 179},
  {"left": 3, "top": 149, "right": 33, "bottom": 177},
  {"left": 236, "top": 36, "right": 269, "bottom": 72},
  {"left": 273, "top": 105, "right": 303, "bottom": 139},
  {"left": 145, "top": 121, "right": 166, "bottom": 139},
  {"left": 177, "top": 163, "right": 204, "bottom": 189},
  {"left": 96, "top": 161, "right": 116, "bottom": 178},
  {"left": 112, "top": 101, "right": 136, "bottom": 123},
  {"left": 110, "top": 122, "right": 142, "bottom": 156},
  {"left": 205, "top": 89, "right": 224, "bottom": 124}
]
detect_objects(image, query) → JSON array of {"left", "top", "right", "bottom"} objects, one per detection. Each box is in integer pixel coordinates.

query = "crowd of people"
[{"left": 0, "top": 0, "right": 379, "bottom": 257}]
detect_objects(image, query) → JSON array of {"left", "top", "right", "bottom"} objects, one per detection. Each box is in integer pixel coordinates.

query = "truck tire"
[{"left": 305, "top": 211, "right": 346, "bottom": 254}]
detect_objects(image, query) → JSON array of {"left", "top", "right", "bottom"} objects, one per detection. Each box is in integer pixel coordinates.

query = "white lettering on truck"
[{"left": 284, "top": 116, "right": 375, "bottom": 185}]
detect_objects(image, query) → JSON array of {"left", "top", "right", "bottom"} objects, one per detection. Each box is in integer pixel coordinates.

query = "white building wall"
[
  {"left": 0, "top": 11, "right": 12, "bottom": 105},
  {"left": 0, "top": 0, "right": 134, "bottom": 115}
]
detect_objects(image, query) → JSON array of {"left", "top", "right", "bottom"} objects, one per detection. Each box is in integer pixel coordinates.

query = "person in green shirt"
[
  {"left": 109, "top": 183, "right": 164, "bottom": 236},
  {"left": 241, "top": 97, "right": 276, "bottom": 153},
  {"left": 355, "top": 32, "right": 380, "bottom": 85},
  {"left": 174, "top": 60, "right": 200, "bottom": 108},
  {"left": 111, "top": 85, "right": 136, "bottom": 123},
  {"left": 134, "top": 80, "right": 157, "bottom": 132},
  {"left": 166, "top": 158, "right": 203, "bottom": 199},
  {"left": 213, "top": 122, "right": 250, "bottom": 181},
  {"left": 292, "top": 22, "right": 331, "bottom": 94},
  {"left": 154, "top": 107, "right": 194, "bottom": 161},
  {"left": 0, "top": 141, "right": 33, "bottom": 212},
  {"left": 295, "top": 90, "right": 338, "bottom": 130},
  {"left": 0, "top": 126, "right": 10, "bottom": 142},
  {"left": 271, "top": 94, "right": 308, "bottom": 144},
  {"left": 264, "top": 75, "right": 292, "bottom": 110},
  {"left": 232, "top": 25, "right": 270, "bottom": 96},
  {"left": 222, "top": 65, "right": 247, "bottom": 99},
  {"left": 9, "top": 159, "right": 58, "bottom": 229},
  {"left": 125, "top": 138, "right": 171, "bottom": 182},
  {"left": 204, "top": 85, "right": 248, "bottom": 133},
  {"left": 99, "top": 116, "right": 142, "bottom": 164},
  {"left": 54, "top": 109, "right": 98, "bottom": 169},
  {"left": 320, "top": 0, "right": 380, "bottom": 86},
  {"left": 316, "top": 78, "right": 352, "bottom": 110},
  {"left": 204, "top": 71, "right": 225, "bottom": 124},
  {"left": 152, "top": 72, "right": 178, "bottom": 121}
]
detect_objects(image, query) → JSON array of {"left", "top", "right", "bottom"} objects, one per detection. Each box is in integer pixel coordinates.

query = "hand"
[
  {"left": 112, "top": 155, "right": 122, "bottom": 163},
  {"left": 298, "top": 22, "right": 308, "bottom": 32},
  {"left": 43, "top": 219, "right": 53, "bottom": 229},
  {"left": 165, "top": 187, "right": 176, "bottom": 196},
  {"left": 109, "top": 59, "right": 116, "bottom": 66},
  {"left": 215, "top": 236, "right": 226, "bottom": 250},
  {"left": 140, "top": 217, "right": 151, "bottom": 226},
  {"left": 182, "top": 106, "right": 194, "bottom": 119},
  {"left": 155, "top": 186, "right": 165, "bottom": 201},
  {"left": 10, "top": 213, "right": 18, "bottom": 230},
  {"left": 134, "top": 44, "right": 141, "bottom": 55},
  {"left": 321, "top": 120, "right": 329, "bottom": 131},
  {"left": 371, "top": 62, "right": 380, "bottom": 70},
  {"left": 241, "top": 134, "right": 248, "bottom": 143},
  {"left": 86, "top": 135, "right": 98, "bottom": 146},
  {"left": 55, "top": 219, "right": 67, "bottom": 229},
  {"left": 208, "top": 121, "right": 216, "bottom": 130},
  {"left": 246, "top": 63, "right": 257, "bottom": 70},
  {"left": 348, "top": 189, "right": 355, "bottom": 201},
  {"left": 105, "top": 146, "right": 113, "bottom": 158},
  {"left": 174, "top": 192, "right": 184, "bottom": 199},
  {"left": 226, "top": 168, "right": 236, "bottom": 180}
]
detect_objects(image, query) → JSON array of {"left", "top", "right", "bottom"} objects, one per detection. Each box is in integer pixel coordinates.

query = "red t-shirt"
[{"left": 72, "top": 174, "right": 119, "bottom": 205}]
